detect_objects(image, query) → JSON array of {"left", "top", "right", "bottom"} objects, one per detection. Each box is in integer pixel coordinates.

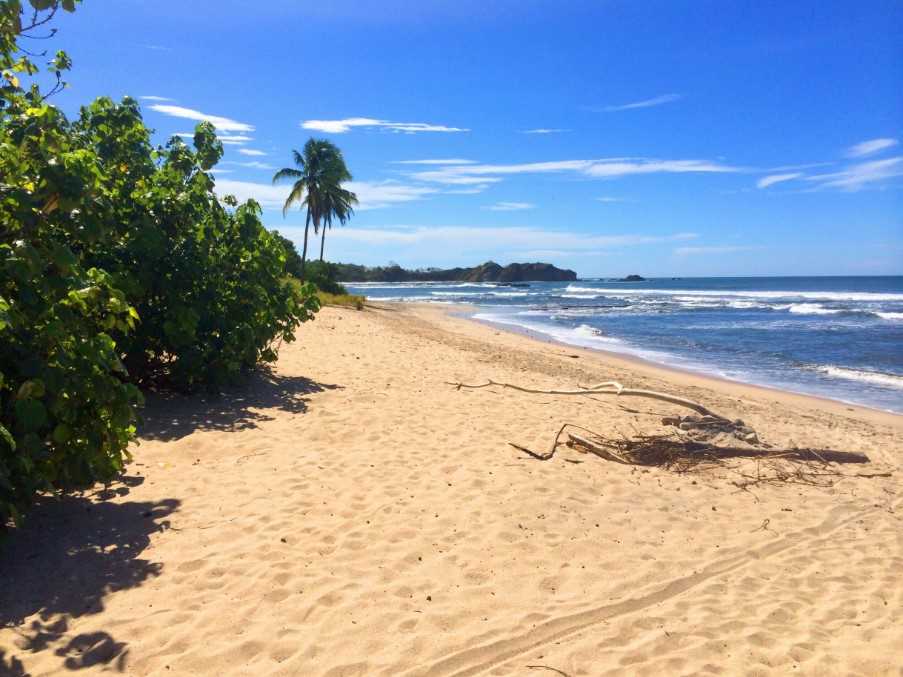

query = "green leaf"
[
  {"left": 52, "top": 423, "right": 73, "bottom": 444},
  {"left": 15, "top": 399, "right": 48, "bottom": 433},
  {"left": 50, "top": 242, "right": 78, "bottom": 271},
  {"left": 0, "top": 424, "right": 15, "bottom": 452},
  {"left": 16, "top": 379, "right": 46, "bottom": 400}
]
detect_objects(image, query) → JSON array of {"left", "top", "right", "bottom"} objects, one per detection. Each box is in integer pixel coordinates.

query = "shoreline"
[{"left": 379, "top": 300, "right": 902, "bottom": 422}]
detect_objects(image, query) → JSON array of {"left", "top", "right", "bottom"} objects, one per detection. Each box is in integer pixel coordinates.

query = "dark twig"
[{"left": 526, "top": 666, "right": 571, "bottom": 677}]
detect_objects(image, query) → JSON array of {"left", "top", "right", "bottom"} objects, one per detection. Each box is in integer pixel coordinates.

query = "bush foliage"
[
  {"left": 304, "top": 260, "right": 349, "bottom": 296},
  {"left": 0, "top": 0, "right": 319, "bottom": 527}
]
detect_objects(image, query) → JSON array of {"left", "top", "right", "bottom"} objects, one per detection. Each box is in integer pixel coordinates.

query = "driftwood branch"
[
  {"left": 449, "top": 378, "right": 881, "bottom": 489},
  {"left": 446, "top": 379, "right": 725, "bottom": 419}
]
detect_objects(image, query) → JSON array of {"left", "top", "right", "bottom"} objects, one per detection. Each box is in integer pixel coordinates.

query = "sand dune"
[{"left": 2, "top": 304, "right": 901, "bottom": 676}]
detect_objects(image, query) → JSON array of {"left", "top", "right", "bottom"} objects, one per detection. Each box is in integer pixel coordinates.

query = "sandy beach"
[{"left": 2, "top": 303, "right": 901, "bottom": 676}]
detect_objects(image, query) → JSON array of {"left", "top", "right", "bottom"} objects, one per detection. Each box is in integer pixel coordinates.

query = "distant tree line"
[{"left": 328, "top": 261, "right": 578, "bottom": 283}]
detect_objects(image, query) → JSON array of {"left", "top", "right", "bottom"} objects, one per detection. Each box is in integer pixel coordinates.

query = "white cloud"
[
  {"left": 174, "top": 132, "right": 253, "bottom": 145},
  {"left": 324, "top": 225, "right": 697, "bottom": 250},
  {"left": 275, "top": 225, "right": 698, "bottom": 268},
  {"left": 348, "top": 181, "right": 438, "bottom": 209},
  {"left": 846, "top": 138, "right": 898, "bottom": 158},
  {"left": 301, "top": 117, "right": 467, "bottom": 134},
  {"left": 674, "top": 245, "right": 758, "bottom": 256},
  {"left": 149, "top": 104, "right": 254, "bottom": 132},
  {"left": 756, "top": 172, "right": 802, "bottom": 189},
  {"left": 408, "top": 157, "right": 739, "bottom": 185},
  {"left": 596, "top": 196, "right": 627, "bottom": 203},
  {"left": 140, "top": 95, "right": 173, "bottom": 102},
  {"left": 583, "top": 159, "right": 733, "bottom": 177},
  {"left": 393, "top": 158, "right": 477, "bottom": 165},
  {"left": 485, "top": 201, "right": 535, "bottom": 211},
  {"left": 597, "top": 94, "right": 682, "bottom": 112},
  {"left": 213, "top": 179, "right": 436, "bottom": 211},
  {"left": 218, "top": 134, "right": 253, "bottom": 145},
  {"left": 238, "top": 148, "right": 266, "bottom": 156},
  {"left": 444, "top": 185, "right": 493, "bottom": 194},
  {"left": 807, "top": 157, "right": 903, "bottom": 191},
  {"left": 520, "top": 128, "right": 570, "bottom": 134},
  {"left": 222, "top": 160, "right": 274, "bottom": 170}
]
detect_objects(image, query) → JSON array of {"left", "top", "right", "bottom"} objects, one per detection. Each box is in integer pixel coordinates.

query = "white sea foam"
[
  {"left": 563, "top": 285, "right": 903, "bottom": 302},
  {"left": 877, "top": 312, "right": 903, "bottom": 320},
  {"left": 429, "top": 291, "right": 485, "bottom": 297},
  {"left": 816, "top": 366, "right": 903, "bottom": 389},
  {"left": 350, "top": 281, "right": 500, "bottom": 290},
  {"left": 472, "top": 313, "right": 623, "bottom": 346},
  {"left": 787, "top": 303, "right": 842, "bottom": 315},
  {"left": 561, "top": 293, "right": 601, "bottom": 299}
]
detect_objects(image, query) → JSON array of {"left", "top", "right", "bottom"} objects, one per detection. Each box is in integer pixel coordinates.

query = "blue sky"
[{"left": 51, "top": 0, "right": 902, "bottom": 277}]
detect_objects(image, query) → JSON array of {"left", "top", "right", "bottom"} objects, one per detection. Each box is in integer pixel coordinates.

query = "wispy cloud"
[
  {"left": 140, "top": 95, "right": 173, "bottom": 102},
  {"left": 444, "top": 186, "right": 493, "bottom": 194},
  {"left": 807, "top": 157, "right": 903, "bottom": 191},
  {"left": 174, "top": 132, "right": 253, "bottom": 145},
  {"left": 408, "top": 157, "right": 739, "bottom": 186},
  {"left": 324, "top": 225, "right": 697, "bottom": 250},
  {"left": 349, "top": 181, "right": 440, "bottom": 209},
  {"left": 214, "top": 179, "right": 436, "bottom": 211},
  {"left": 594, "top": 94, "right": 682, "bottom": 113},
  {"left": 393, "top": 159, "right": 477, "bottom": 165},
  {"left": 237, "top": 148, "right": 266, "bottom": 157},
  {"left": 149, "top": 104, "right": 254, "bottom": 132},
  {"left": 674, "top": 245, "right": 759, "bottom": 256},
  {"left": 218, "top": 134, "right": 253, "bottom": 145},
  {"left": 846, "top": 137, "right": 898, "bottom": 158},
  {"left": 520, "top": 128, "right": 569, "bottom": 134},
  {"left": 595, "top": 196, "right": 628, "bottom": 203},
  {"left": 584, "top": 159, "right": 732, "bottom": 177},
  {"left": 756, "top": 172, "right": 802, "bottom": 189},
  {"left": 222, "top": 160, "right": 274, "bottom": 170},
  {"left": 485, "top": 201, "right": 534, "bottom": 211},
  {"left": 301, "top": 117, "right": 467, "bottom": 134}
]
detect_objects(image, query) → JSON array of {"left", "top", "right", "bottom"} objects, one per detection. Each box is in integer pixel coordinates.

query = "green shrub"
[
  {"left": 1, "top": 1, "right": 141, "bottom": 524},
  {"left": 305, "top": 260, "right": 348, "bottom": 295},
  {"left": 0, "top": 0, "right": 320, "bottom": 527},
  {"left": 74, "top": 99, "right": 320, "bottom": 390}
]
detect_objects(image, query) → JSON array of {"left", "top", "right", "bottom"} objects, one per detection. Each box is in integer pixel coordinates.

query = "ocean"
[{"left": 344, "top": 276, "right": 903, "bottom": 414}]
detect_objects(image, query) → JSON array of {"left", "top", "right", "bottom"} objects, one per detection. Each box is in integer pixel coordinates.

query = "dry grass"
[{"left": 317, "top": 291, "right": 366, "bottom": 310}]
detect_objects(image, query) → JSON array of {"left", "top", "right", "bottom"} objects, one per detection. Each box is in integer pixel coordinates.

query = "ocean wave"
[
  {"left": 787, "top": 303, "right": 843, "bottom": 315},
  {"left": 429, "top": 291, "right": 485, "bottom": 297},
  {"left": 472, "top": 313, "right": 623, "bottom": 346},
  {"left": 349, "top": 281, "right": 501, "bottom": 290},
  {"left": 877, "top": 311, "right": 903, "bottom": 320},
  {"left": 560, "top": 293, "right": 601, "bottom": 299},
  {"left": 371, "top": 295, "right": 451, "bottom": 302},
  {"left": 815, "top": 366, "right": 903, "bottom": 389},
  {"left": 563, "top": 285, "right": 903, "bottom": 302}
]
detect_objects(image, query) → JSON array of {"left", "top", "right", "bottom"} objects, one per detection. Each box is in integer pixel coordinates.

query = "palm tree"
[
  {"left": 272, "top": 138, "right": 356, "bottom": 275},
  {"left": 318, "top": 182, "right": 357, "bottom": 262}
]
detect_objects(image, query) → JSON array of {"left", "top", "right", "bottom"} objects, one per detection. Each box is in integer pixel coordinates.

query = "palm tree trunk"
[
  {"left": 319, "top": 226, "right": 327, "bottom": 262},
  {"left": 300, "top": 212, "right": 311, "bottom": 276}
]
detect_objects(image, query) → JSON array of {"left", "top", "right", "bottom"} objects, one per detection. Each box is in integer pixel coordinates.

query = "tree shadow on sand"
[
  {"left": 0, "top": 485, "right": 179, "bottom": 672},
  {"left": 139, "top": 368, "right": 342, "bottom": 442}
]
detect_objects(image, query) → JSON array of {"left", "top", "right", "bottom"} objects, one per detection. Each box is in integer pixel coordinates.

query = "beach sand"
[{"left": 2, "top": 303, "right": 901, "bottom": 676}]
